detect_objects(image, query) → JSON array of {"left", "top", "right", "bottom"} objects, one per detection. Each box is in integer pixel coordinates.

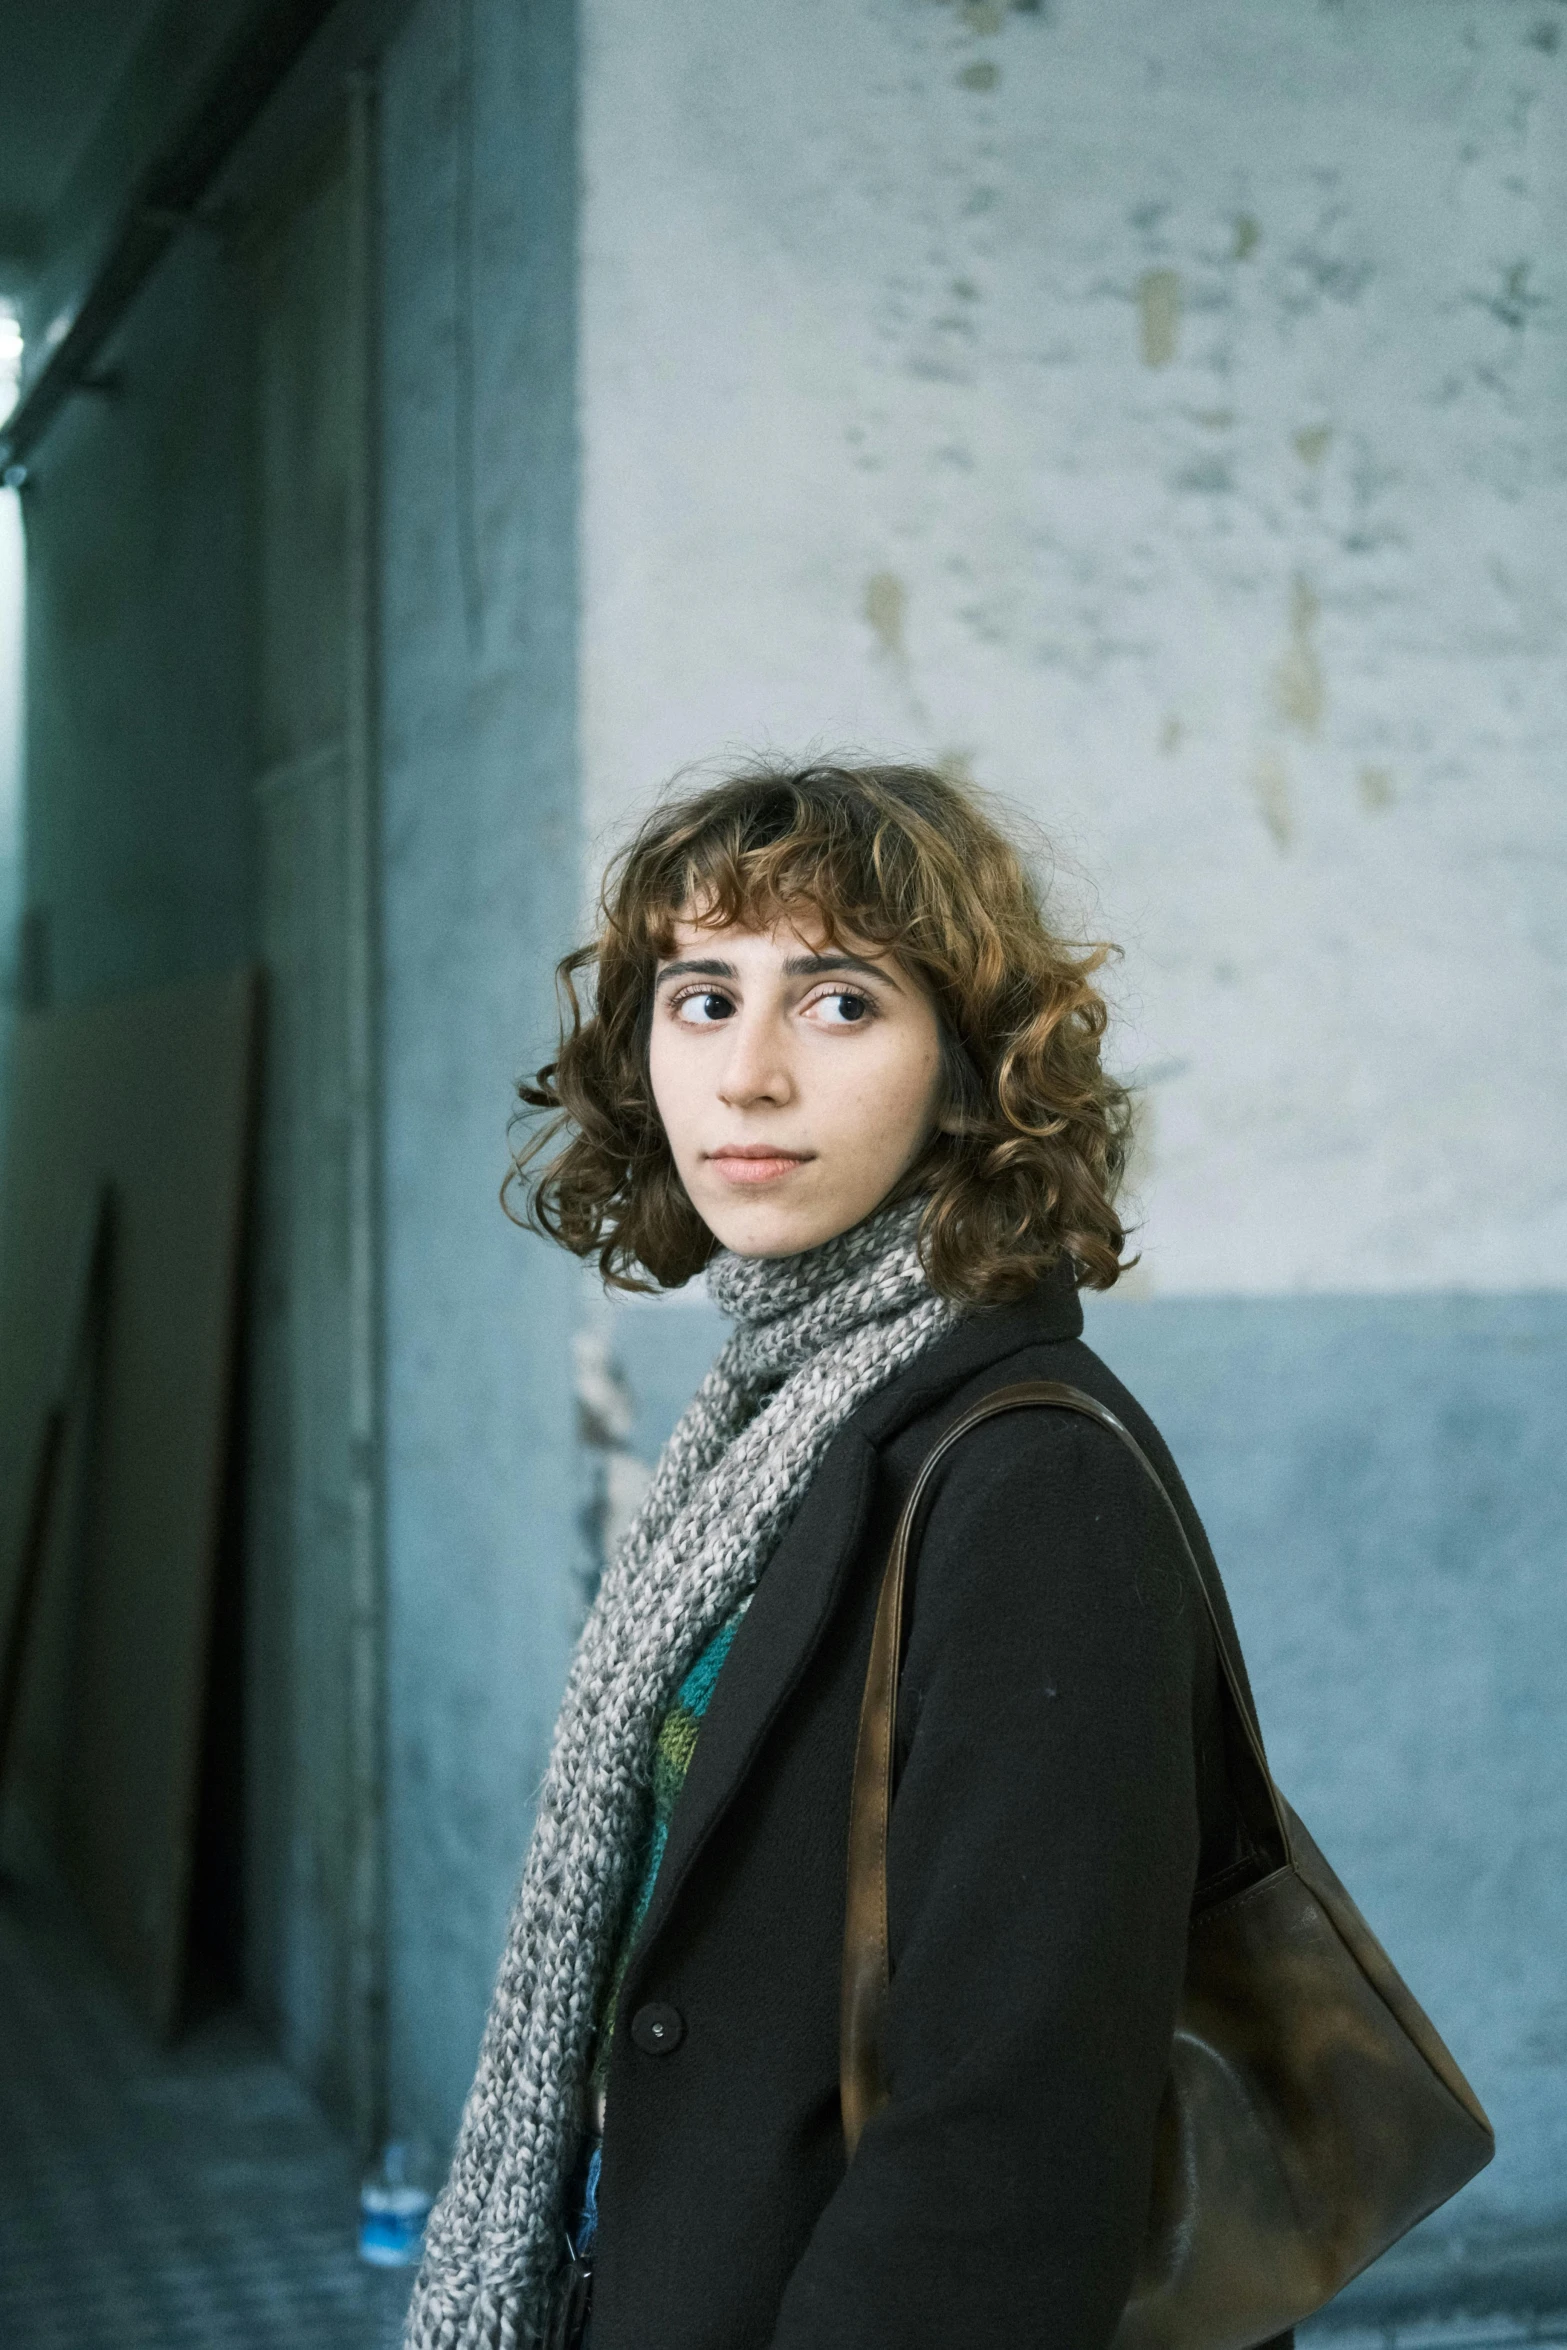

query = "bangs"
[{"left": 625, "top": 780, "right": 950, "bottom": 961}]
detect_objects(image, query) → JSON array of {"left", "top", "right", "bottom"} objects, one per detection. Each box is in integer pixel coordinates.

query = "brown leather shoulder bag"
[{"left": 840, "top": 1379, "right": 1495, "bottom": 2350}]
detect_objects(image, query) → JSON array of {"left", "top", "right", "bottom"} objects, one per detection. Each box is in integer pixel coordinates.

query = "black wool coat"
[{"left": 589, "top": 1263, "right": 1278, "bottom": 2350}]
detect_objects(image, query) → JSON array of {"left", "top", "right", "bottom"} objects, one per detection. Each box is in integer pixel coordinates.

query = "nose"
[{"left": 716, "top": 1007, "right": 794, "bottom": 1109}]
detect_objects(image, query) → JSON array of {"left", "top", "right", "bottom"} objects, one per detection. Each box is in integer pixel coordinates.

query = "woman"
[{"left": 405, "top": 761, "right": 1283, "bottom": 2350}]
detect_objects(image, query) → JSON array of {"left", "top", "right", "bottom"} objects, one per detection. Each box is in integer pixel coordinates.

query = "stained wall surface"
[
  {"left": 580, "top": 0, "right": 1566, "bottom": 1297},
  {"left": 576, "top": 0, "right": 1567, "bottom": 2316}
]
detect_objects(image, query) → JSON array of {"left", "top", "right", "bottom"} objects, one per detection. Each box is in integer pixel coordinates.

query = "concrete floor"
[{"left": 0, "top": 1876, "right": 414, "bottom": 2350}]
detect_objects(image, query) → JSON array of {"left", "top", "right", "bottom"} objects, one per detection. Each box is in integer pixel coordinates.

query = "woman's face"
[{"left": 648, "top": 909, "right": 946, "bottom": 1259}]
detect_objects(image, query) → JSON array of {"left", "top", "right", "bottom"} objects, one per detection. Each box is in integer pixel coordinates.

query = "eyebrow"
[{"left": 654, "top": 951, "right": 900, "bottom": 990}]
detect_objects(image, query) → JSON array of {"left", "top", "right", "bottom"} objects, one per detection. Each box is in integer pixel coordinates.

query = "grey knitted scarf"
[{"left": 405, "top": 1197, "right": 956, "bottom": 2350}]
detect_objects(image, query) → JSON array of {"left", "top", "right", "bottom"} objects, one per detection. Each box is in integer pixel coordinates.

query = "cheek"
[
  {"left": 833, "top": 1027, "right": 942, "bottom": 1150},
  {"left": 897, "top": 1040, "right": 946, "bottom": 1144},
  {"left": 646, "top": 1027, "right": 692, "bottom": 1151}
]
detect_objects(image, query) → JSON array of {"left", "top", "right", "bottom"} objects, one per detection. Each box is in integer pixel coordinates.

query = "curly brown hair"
[{"left": 507, "top": 761, "right": 1134, "bottom": 1302}]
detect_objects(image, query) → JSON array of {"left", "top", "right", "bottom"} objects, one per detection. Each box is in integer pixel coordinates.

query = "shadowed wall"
[{"left": 378, "top": 0, "right": 583, "bottom": 2153}]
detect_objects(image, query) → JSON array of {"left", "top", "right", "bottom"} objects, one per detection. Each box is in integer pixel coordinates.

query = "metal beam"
[{"left": 0, "top": 0, "right": 345, "bottom": 480}]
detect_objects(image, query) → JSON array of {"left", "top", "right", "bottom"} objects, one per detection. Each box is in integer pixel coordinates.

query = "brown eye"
[
  {"left": 810, "top": 989, "right": 872, "bottom": 1026},
  {"left": 673, "top": 989, "right": 735, "bottom": 1025}
]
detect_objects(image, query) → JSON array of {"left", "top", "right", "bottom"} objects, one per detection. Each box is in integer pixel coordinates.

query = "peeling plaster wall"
[
  {"left": 581, "top": 0, "right": 1567, "bottom": 1296},
  {"left": 579, "top": 0, "right": 1567, "bottom": 2306}
]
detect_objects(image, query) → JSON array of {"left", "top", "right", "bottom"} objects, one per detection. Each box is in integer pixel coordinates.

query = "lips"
[{"left": 706, "top": 1147, "right": 813, "bottom": 1186}]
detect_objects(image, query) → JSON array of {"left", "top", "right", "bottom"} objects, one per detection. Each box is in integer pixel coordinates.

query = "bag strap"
[{"left": 840, "top": 1378, "right": 1293, "bottom": 2157}]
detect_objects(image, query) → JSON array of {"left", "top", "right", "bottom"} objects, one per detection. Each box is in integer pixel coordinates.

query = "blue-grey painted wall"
[
  {"left": 1083, "top": 1293, "right": 1567, "bottom": 2328},
  {"left": 610, "top": 1286, "right": 1567, "bottom": 2324},
  {"left": 378, "top": 0, "right": 583, "bottom": 2152}
]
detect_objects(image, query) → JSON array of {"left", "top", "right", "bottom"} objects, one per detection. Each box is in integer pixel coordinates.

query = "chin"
[
  {"left": 703, "top": 1202, "right": 856, "bottom": 1259},
  {"left": 708, "top": 1220, "right": 812, "bottom": 1260}
]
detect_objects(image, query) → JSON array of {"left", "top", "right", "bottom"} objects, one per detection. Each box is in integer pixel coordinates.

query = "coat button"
[{"left": 630, "top": 2001, "right": 685, "bottom": 2055}]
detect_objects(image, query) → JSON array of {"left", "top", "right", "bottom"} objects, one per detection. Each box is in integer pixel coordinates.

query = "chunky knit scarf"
[{"left": 405, "top": 1198, "right": 956, "bottom": 2350}]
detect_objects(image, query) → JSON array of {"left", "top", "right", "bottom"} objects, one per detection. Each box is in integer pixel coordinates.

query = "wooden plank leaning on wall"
[{"left": 0, "top": 965, "right": 258, "bottom": 2036}]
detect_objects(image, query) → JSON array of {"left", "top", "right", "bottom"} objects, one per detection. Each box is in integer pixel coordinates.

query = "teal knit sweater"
[
  {"left": 588, "top": 1599, "right": 750, "bottom": 2107},
  {"left": 569, "top": 1602, "right": 748, "bottom": 2261}
]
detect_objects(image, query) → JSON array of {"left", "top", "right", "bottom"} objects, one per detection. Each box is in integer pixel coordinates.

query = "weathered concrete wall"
[
  {"left": 378, "top": 0, "right": 583, "bottom": 2151},
  {"left": 244, "top": 108, "right": 388, "bottom": 2148},
  {"left": 580, "top": 0, "right": 1567, "bottom": 1297},
  {"left": 7, "top": 0, "right": 586, "bottom": 2164},
  {"left": 576, "top": 0, "right": 1567, "bottom": 2319},
  {"left": 8, "top": 20, "right": 395, "bottom": 2152},
  {"left": 0, "top": 473, "right": 22, "bottom": 1145}
]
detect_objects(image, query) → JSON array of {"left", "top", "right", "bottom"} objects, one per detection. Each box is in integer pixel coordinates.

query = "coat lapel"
[
  {"left": 625, "top": 1427, "right": 878, "bottom": 1976},
  {"left": 621, "top": 1263, "right": 1087, "bottom": 1981}
]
